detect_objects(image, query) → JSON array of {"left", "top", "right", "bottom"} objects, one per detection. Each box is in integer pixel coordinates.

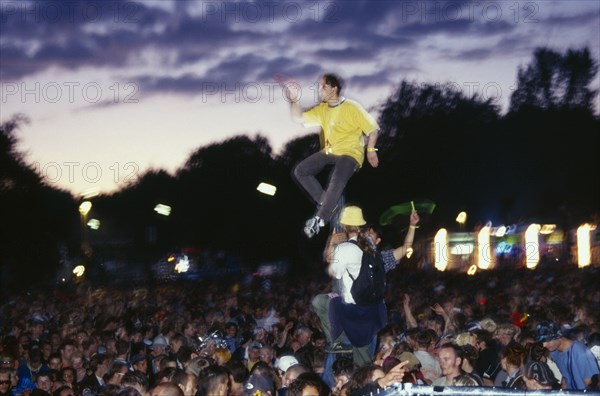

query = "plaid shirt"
[{"left": 382, "top": 249, "right": 398, "bottom": 273}]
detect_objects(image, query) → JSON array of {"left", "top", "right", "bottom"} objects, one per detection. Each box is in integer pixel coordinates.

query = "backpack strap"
[
  {"left": 345, "top": 239, "right": 360, "bottom": 248},
  {"left": 344, "top": 239, "right": 361, "bottom": 281}
]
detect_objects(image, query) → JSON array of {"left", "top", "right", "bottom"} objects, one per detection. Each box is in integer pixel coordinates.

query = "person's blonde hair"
[
  {"left": 212, "top": 348, "right": 232, "bottom": 365},
  {"left": 495, "top": 323, "right": 518, "bottom": 337},
  {"left": 454, "top": 332, "right": 477, "bottom": 347},
  {"left": 452, "top": 374, "right": 479, "bottom": 386},
  {"left": 480, "top": 318, "right": 497, "bottom": 333}
]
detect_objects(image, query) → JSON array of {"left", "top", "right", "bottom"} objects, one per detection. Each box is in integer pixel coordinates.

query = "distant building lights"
[
  {"left": 72, "top": 265, "right": 85, "bottom": 277},
  {"left": 87, "top": 219, "right": 100, "bottom": 230},
  {"left": 257, "top": 182, "right": 277, "bottom": 196},
  {"left": 154, "top": 204, "right": 172, "bottom": 216},
  {"left": 450, "top": 243, "right": 474, "bottom": 255},
  {"left": 174, "top": 255, "right": 190, "bottom": 273},
  {"left": 495, "top": 226, "right": 507, "bottom": 238},
  {"left": 540, "top": 224, "right": 557, "bottom": 235},
  {"left": 79, "top": 201, "right": 92, "bottom": 216}
]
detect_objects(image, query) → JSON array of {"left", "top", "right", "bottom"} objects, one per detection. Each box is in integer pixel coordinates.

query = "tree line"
[{"left": 1, "top": 47, "right": 598, "bottom": 291}]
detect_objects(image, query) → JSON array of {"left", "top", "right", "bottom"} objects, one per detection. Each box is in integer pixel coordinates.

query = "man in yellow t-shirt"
[{"left": 288, "top": 73, "right": 380, "bottom": 238}]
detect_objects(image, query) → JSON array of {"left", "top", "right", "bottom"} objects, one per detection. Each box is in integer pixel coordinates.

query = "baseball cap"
[
  {"left": 535, "top": 321, "right": 562, "bottom": 343},
  {"left": 275, "top": 355, "right": 299, "bottom": 373},
  {"left": 152, "top": 334, "right": 170, "bottom": 349},
  {"left": 525, "top": 361, "right": 558, "bottom": 386},
  {"left": 244, "top": 374, "right": 274, "bottom": 395}
]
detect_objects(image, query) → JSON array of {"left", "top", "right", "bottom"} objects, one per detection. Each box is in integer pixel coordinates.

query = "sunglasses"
[{"left": 0, "top": 380, "right": 11, "bottom": 385}]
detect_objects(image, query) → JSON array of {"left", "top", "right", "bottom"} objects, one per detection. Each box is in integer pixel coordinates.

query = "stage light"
[
  {"left": 434, "top": 228, "right": 448, "bottom": 271},
  {"left": 577, "top": 224, "right": 592, "bottom": 268},
  {"left": 525, "top": 224, "right": 541, "bottom": 269},
  {"left": 478, "top": 225, "right": 492, "bottom": 269}
]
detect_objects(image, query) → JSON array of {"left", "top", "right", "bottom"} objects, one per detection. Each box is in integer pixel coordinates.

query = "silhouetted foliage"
[
  {"left": 510, "top": 47, "right": 598, "bottom": 113},
  {"left": 0, "top": 114, "right": 41, "bottom": 191},
  {"left": 277, "top": 134, "right": 321, "bottom": 169},
  {"left": 361, "top": 81, "right": 501, "bottom": 231},
  {"left": 1, "top": 47, "right": 598, "bottom": 292},
  {"left": 0, "top": 115, "right": 78, "bottom": 291},
  {"left": 175, "top": 135, "right": 281, "bottom": 255}
]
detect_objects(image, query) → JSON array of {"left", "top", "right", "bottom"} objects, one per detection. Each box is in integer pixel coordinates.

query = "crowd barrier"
[{"left": 372, "top": 384, "right": 600, "bottom": 396}]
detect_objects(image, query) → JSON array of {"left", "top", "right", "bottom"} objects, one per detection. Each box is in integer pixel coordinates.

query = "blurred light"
[
  {"left": 525, "top": 224, "right": 541, "bottom": 269},
  {"left": 406, "top": 247, "right": 413, "bottom": 259},
  {"left": 257, "top": 182, "right": 277, "bottom": 196},
  {"left": 450, "top": 243, "right": 474, "bottom": 255},
  {"left": 87, "top": 218, "right": 100, "bottom": 230},
  {"left": 154, "top": 204, "right": 171, "bottom": 216},
  {"left": 547, "top": 231, "right": 565, "bottom": 244},
  {"left": 167, "top": 255, "right": 176, "bottom": 262},
  {"left": 495, "top": 226, "right": 507, "bottom": 238},
  {"left": 467, "top": 265, "right": 477, "bottom": 276},
  {"left": 577, "top": 224, "right": 592, "bottom": 268},
  {"left": 72, "top": 265, "right": 85, "bottom": 277},
  {"left": 456, "top": 212, "right": 467, "bottom": 224},
  {"left": 81, "top": 188, "right": 99, "bottom": 199},
  {"left": 478, "top": 225, "right": 492, "bottom": 269},
  {"left": 61, "top": 278, "right": 66, "bottom": 282},
  {"left": 174, "top": 255, "right": 190, "bottom": 273},
  {"left": 540, "top": 224, "right": 557, "bottom": 235},
  {"left": 79, "top": 201, "right": 92, "bottom": 216},
  {"left": 434, "top": 228, "right": 448, "bottom": 271},
  {"left": 495, "top": 241, "right": 513, "bottom": 255}
]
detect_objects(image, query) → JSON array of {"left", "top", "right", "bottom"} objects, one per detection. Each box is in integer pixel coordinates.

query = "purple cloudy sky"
[{"left": 1, "top": 0, "right": 598, "bottom": 194}]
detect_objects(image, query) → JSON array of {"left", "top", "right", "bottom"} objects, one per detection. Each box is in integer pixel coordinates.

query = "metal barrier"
[{"left": 370, "top": 384, "right": 600, "bottom": 396}]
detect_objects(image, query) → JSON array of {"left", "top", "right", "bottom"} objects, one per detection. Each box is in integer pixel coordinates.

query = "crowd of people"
[
  {"left": 0, "top": 258, "right": 599, "bottom": 396},
  {"left": 1, "top": 72, "right": 599, "bottom": 396}
]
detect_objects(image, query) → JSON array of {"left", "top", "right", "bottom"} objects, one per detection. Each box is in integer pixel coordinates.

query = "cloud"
[
  {"left": 1, "top": 0, "right": 597, "bottom": 100},
  {"left": 543, "top": 10, "right": 600, "bottom": 27},
  {"left": 0, "top": 0, "right": 169, "bottom": 79},
  {"left": 348, "top": 73, "right": 394, "bottom": 90},
  {"left": 452, "top": 48, "right": 494, "bottom": 61},
  {"left": 133, "top": 73, "right": 207, "bottom": 94},
  {"left": 313, "top": 47, "right": 377, "bottom": 63}
]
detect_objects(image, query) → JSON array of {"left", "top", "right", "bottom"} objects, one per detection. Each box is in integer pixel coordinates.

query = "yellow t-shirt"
[{"left": 302, "top": 99, "right": 379, "bottom": 167}]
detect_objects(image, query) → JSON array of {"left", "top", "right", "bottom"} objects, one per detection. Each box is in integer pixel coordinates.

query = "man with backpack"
[{"left": 312, "top": 205, "right": 419, "bottom": 366}]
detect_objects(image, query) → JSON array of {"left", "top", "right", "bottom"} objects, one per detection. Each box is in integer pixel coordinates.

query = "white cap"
[{"left": 276, "top": 355, "right": 299, "bottom": 373}]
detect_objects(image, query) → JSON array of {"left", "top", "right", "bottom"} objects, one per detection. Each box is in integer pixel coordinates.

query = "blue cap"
[{"left": 535, "top": 321, "right": 562, "bottom": 342}]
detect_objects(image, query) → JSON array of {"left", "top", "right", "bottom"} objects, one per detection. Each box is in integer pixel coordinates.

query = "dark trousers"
[{"left": 293, "top": 152, "right": 358, "bottom": 222}]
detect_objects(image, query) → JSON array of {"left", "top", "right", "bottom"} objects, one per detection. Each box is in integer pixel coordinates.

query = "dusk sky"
[{"left": 1, "top": 0, "right": 598, "bottom": 196}]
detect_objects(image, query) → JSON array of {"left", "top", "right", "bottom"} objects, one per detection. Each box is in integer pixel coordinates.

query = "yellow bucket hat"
[{"left": 339, "top": 206, "right": 366, "bottom": 226}]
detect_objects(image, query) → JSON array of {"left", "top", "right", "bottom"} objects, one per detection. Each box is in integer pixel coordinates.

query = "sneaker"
[
  {"left": 304, "top": 216, "right": 325, "bottom": 238},
  {"left": 325, "top": 342, "right": 353, "bottom": 354}
]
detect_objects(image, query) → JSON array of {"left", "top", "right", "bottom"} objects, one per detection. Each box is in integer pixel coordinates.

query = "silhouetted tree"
[
  {"left": 510, "top": 47, "right": 598, "bottom": 113},
  {"left": 368, "top": 81, "right": 500, "bottom": 226},
  {"left": 0, "top": 115, "right": 77, "bottom": 291},
  {"left": 277, "top": 134, "right": 320, "bottom": 169},
  {"left": 0, "top": 114, "right": 41, "bottom": 191},
  {"left": 175, "top": 134, "right": 283, "bottom": 258},
  {"left": 3, "top": 47, "right": 598, "bottom": 291}
]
